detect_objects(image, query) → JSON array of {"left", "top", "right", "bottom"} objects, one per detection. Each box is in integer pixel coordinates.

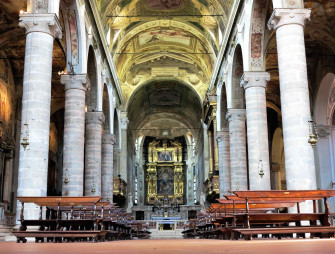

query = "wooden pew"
[
  {"left": 229, "top": 190, "right": 335, "bottom": 240},
  {"left": 13, "top": 196, "right": 108, "bottom": 243}
]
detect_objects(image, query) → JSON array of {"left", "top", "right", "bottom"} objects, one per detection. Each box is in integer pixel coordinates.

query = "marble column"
[
  {"left": 217, "top": 129, "right": 231, "bottom": 197},
  {"left": 101, "top": 133, "right": 115, "bottom": 202},
  {"left": 207, "top": 131, "right": 214, "bottom": 176},
  {"left": 226, "top": 109, "right": 248, "bottom": 190},
  {"left": 213, "top": 116, "right": 219, "bottom": 173},
  {"left": 16, "top": 13, "right": 61, "bottom": 221},
  {"left": 84, "top": 111, "right": 105, "bottom": 196},
  {"left": 268, "top": 9, "right": 316, "bottom": 191},
  {"left": 61, "top": 74, "right": 89, "bottom": 196},
  {"left": 113, "top": 148, "right": 121, "bottom": 177},
  {"left": 120, "top": 115, "right": 129, "bottom": 182},
  {"left": 241, "top": 72, "right": 271, "bottom": 190}
]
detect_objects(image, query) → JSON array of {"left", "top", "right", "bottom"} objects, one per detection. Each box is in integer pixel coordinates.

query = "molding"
[
  {"left": 19, "top": 13, "right": 62, "bottom": 39},
  {"left": 268, "top": 8, "right": 311, "bottom": 31}
]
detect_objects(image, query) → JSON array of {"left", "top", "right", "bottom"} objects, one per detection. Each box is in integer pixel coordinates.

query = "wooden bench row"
[
  {"left": 183, "top": 190, "right": 335, "bottom": 240},
  {"left": 12, "top": 196, "right": 150, "bottom": 243}
]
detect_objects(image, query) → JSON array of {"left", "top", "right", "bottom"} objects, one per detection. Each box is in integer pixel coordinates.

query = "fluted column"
[
  {"left": 84, "top": 111, "right": 105, "bottom": 196},
  {"left": 207, "top": 131, "right": 214, "bottom": 176},
  {"left": 241, "top": 72, "right": 271, "bottom": 190},
  {"left": 61, "top": 74, "right": 89, "bottom": 196},
  {"left": 226, "top": 109, "right": 248, "bottom": 190},
  {"left": 102, "top": 133, "right": 115, "bottom": 202},
  {"left": 268, "top": 9, "right": 316, "bottom": 191},
  {"left": 16, "top": 13, "right": 61, "bottom": 221},
  {"left": 217, "top": 129, "right": 231, "bottom": 197}
]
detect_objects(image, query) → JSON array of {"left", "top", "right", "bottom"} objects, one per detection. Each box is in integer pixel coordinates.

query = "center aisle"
[{"left": 1, "top": 239, "right": 335, "bottom": 254}]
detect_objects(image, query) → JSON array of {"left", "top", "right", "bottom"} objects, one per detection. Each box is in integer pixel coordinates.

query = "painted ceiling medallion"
[{"left": 145, "top": 0, "right": 185, "bottom": 11}]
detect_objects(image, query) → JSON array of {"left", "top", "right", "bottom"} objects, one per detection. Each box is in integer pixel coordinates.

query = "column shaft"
[
  {"left": 242, "top": 72, "right": 271, "bottom": 190},
  {"left": 268, "top": 9, "right": 316, "bottom": 190},
  {"left": 84, "top": 111, "right": 105, "bottom": 196},
  {"left": 16, "top": 13, "right": 61, "bottom": 221},
  {"left": 226, "top": 109, "right": 248, "bottom": 190},
  {"left": 208, "top": 131, "right": 214, "bottom": 176},
  {"left": 102, "top": 133, "right": 115, "bottom": 202},
  {"left": 61, "top": 75, "right": 89, "bottom": 196},
  {"left": 217, "top": 129, "right": 231, "bottom": 197}
]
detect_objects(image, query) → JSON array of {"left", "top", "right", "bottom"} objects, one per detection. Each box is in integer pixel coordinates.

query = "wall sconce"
[
  {"left": 20, "top": 123, "right": 29, "bottom": 151},
  {"left": 91, "top": 183, "right": 96, "bottom": 194},
  {"left": 258, "top": 160, "right": 264, "bottom": 178},
  {"left": 308, "top": 119, "right": 319, "bottom": 148},
  {"left": 106, "top": 192, "right": 111, "bottom": 202},
  {"left": 64, "top": 168, "right": 70, "bottom": 184}
]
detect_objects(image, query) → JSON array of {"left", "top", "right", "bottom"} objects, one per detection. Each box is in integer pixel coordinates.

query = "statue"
[
  {"left": 127, "top": 193, "right": 133, "bottom": 213},
  {"left": 200, "top": 191, "right": 206, "bottom": 211}
]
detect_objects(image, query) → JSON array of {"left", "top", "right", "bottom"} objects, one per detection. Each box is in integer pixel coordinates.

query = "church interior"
[{"left": 1, "top": 0, "right": 335, "bottom": 251}]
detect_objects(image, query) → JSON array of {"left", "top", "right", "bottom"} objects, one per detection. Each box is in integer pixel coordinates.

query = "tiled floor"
[{"left": 1, "top": 238, "right": 335, "bottom": 254}]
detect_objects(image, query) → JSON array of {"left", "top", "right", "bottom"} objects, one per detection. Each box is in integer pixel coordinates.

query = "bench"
[{"left": 229, "top": 190, "right": 335, "bottom": 240}]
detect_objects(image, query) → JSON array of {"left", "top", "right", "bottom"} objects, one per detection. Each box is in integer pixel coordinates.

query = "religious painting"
[
  {"left": 139, "top": 30, "right": 191, "bottom": 46},
  {"left": 68, "top": 10, "right": 79, "bottom": 65},
  {"left": 0, "top": 83, "right": 8, "bottom": 122},
  {"left": 158, "top": 150, "right": 173, "bottom": 162},
  {"left": 157, "top": 166, "right": 174, "bottom": 195},
  {"left": 149, "top": 89, "right": 181, "bottom": 106},
  {"left": 145, "top": 0, "right": 184, "bottom": 10}
]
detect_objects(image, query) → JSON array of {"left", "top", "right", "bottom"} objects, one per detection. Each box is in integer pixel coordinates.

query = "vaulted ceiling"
[{"left": 95, "top": 0, "right": 234, "bottom": 103}]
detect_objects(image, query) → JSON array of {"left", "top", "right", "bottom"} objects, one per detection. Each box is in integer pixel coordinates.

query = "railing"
[{"left": 141, "top": 219, "right": 189, "bottom": 230}]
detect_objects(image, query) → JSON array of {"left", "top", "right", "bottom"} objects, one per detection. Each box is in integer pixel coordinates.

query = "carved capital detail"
[
  {"left": 216, "top": 128, "right": 229, "bottom": 142},
  {"left": 120, "top": 117, "right": 129, "bottom": 129},
  {"left": 85, "top": 111, "right": 105, "bottom": 125},
  {"left": 267, "top": 8, "right": 311, "bottom": 30},
  {"left": 241, "top": 72, "right": 270, "bottom": 90},
  {"left": 61, "top": 74, "right": 90, "bottom": 91},
  {"left": 102, "top": 133, "right": 116, "bottom": 145},
  {"left": 19, "top": 13, "right": 62, "bottom": 39},
  {"left": 226, "top": 109, "right": 246, "bottom": 122}
]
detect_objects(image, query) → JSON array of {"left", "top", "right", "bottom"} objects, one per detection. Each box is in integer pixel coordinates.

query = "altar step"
[
  {"left": 149, "top": 229, "right": 184, "bottom": 239},
  {"left": 0, "top": 225, "right": 14, "bottom": 242}
]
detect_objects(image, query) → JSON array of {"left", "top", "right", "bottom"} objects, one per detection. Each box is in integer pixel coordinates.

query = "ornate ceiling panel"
[{"left": 95, "top": 0, "right": 234, "bottom": 104}]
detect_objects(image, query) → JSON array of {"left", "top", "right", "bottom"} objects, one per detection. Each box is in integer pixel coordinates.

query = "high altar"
[{"left": 146, "top": 139, "right": 184, "bottom": 205}]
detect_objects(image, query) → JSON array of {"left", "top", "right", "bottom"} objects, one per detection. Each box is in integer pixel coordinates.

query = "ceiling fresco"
[{"left": 95, "top": 0, "right": 234, "bottom": 103}]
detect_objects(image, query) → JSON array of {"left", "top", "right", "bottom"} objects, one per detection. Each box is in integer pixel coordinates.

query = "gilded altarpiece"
[{"left": 146, "top": 140, "right": 184, "bottom": 204}]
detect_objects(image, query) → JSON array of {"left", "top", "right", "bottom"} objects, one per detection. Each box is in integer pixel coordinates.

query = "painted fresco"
[
  {"left": 145, "top": 0, "right": 184, "bottom": 10},
  {"left": 139, "top": 30, "right": 191, "bottom": 46},
  {"left": 157, "top": 166, "right": 174, "bottom": 195},
  {"left": 158, "top": 150, "right": 173, "bottom": 162}
]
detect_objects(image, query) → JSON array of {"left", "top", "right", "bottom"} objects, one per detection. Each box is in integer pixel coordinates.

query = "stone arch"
[
  {"left": 102, "top": 84, "right": 111, "bottom": 133},
  {"left": 113, "top": 108, "right": 120, "bottom": 148},
  {"left": 230, "top": 44, "right": 245, "bottom": 109},
  {"left": 125, "top": 77, "right": 203, "bottom": 112},
  {"left": 219, "top": 84, "right": 228, "bottom": 130},
  {"left": 271, "top": 127, "right": 285, "bottom": 190},
  {"left": 314, "top": 73, "right": 335, "bottom": 204},
  {"left": 86, "top": 46, "right": 98, "bottom": 111},
  {"left": 248, "top": 0, "right": 270, "bottom": 71}
]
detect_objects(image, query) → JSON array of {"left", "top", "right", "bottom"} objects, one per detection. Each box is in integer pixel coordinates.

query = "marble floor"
[{"left": 1, "top": 238, "right": 335, "bottom": 254}]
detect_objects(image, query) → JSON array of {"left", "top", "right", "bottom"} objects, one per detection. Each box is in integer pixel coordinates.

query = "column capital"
[
  {"left": 267, "top": 8, "right": 311, "bottom": 30},
  {"left": 61, "top": 74, "right": 90, "bottom": 91},
  {"left": 113, "top": 148, "right": 121, "bottom": 157},
  {"left": 120, "top": 117, "right": 129, "bottom": 129},
  {"left": 241, "top": 72, "right": 270, "bottom": 90},
  {"left": 216, "top": 128, "right": 229, "bottom": 142},
  {"left": 85, "top": 111, "right": 105, "bottom": 125},
  {"left": 102, "top": 133, "right": 116, "bottom": 145},
  {"left": 19, "top": 13, "right": 62, "bottom": 39},
  {"left": 226, "top": 109, "right": 246, "bottom": 122}
]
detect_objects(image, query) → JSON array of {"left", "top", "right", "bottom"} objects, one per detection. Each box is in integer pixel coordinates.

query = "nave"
[{"left": 1, "top": 239, "right": 335, "bottom": 254}]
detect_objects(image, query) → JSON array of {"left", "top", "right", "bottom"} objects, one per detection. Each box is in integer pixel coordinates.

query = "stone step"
[
  {"left": 149, "top": 229, "right": 184, "bottom": 239},
  {"left": 0, "top": 225, "right": 14, "bottom": 242}
]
